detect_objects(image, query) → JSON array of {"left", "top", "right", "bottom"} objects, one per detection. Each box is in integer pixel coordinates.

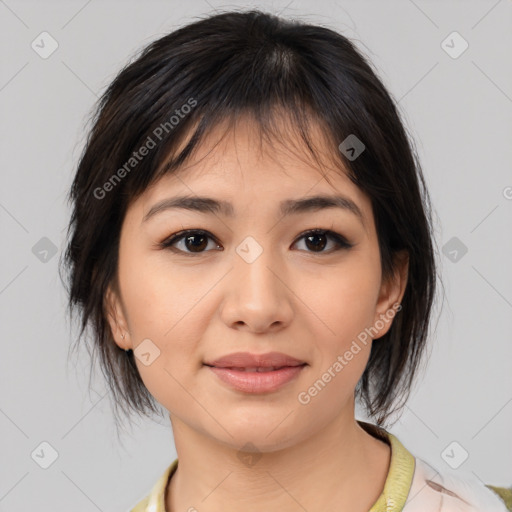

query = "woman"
[{"left": 59, "top": 9, "right": 511, "bottom": 512}]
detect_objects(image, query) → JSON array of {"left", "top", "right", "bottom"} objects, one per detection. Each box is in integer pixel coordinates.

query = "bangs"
[{"left": 147, "top": 106, "right": 347, "bottom": 195}]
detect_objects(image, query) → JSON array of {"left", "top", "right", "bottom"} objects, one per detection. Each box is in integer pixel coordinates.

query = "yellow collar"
[{"left": 358, "top": 420, "right": 415, "bottom": 511}]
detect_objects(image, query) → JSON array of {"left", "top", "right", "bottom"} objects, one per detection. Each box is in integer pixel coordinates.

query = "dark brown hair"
[{"left": 59, "top": 9, "right": 440, "bottom": 431}]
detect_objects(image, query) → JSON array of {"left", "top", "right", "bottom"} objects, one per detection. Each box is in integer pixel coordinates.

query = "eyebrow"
[{"left": 142, "top": 194, "right": 366, "bottom": 227}]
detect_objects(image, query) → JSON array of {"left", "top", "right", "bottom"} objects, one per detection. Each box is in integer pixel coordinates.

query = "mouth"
[
  {"left": 204, "top": 363, "right": 308, "bottom": 393},
  {"left": 203, "top": 351, "right": 307, "bottom": 369},
  {"left": 204, "top": 364, "right": 305, "bottom": 372}
]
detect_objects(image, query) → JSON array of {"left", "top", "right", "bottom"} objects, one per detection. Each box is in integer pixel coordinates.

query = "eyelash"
[{"left": 158, "top": 228, "right": 353, "bottom": 256}]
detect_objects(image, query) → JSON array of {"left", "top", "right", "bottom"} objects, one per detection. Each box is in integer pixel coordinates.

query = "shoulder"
[
  {"left": 130, "top": 496, "right": 149, "bottom": 512},
  {"left": 404, "top": 456, "right": 512, "bottom": 512},
  {"left": 487, "top": 485, "right": 512, "bottom": 511},
  {"left": 129, "top": 459, "right": 178, "bottom": 512}
]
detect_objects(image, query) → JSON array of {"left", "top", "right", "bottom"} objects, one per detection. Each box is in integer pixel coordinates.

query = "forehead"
[{"left": 130, "top": 114, "right": 372, "bottom": 225}]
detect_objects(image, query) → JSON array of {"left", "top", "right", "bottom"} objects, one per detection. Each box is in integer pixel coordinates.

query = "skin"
[{"left": 106, "top": 114, "right": 409, "bottom": 511}]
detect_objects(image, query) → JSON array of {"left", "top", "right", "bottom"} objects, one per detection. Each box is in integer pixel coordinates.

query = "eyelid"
[{"left": 159, "top": 228, "right": 354, "bottom": 255}]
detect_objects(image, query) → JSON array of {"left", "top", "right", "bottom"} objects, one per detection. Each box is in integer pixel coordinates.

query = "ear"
[
  {"left": 371, "top": 250, "right": 409, "bottom": 340},
  {"left": 104, "top": 281, "right": 131, "bottom": 350}
]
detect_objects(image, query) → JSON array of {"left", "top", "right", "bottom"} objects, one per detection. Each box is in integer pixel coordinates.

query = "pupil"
[
  {"left": 186, "top": 234, "right": 207, "bottom": 252},
  {"left": 306, "top": 233, "right": 326, "bottom": 251}
]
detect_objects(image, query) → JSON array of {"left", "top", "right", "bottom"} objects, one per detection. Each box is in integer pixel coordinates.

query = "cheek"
[
  {"left": 302, "top": 249, "right": 381, "bottom": 343},
  {"left": 118, "top": 245, "right": 217, "bottom": 406},
  {"left": 293, "top": 248, "right": 380, "bottom": 405},
  {"left": 119, "top": 241, "right": 204, "bottom": 339}
]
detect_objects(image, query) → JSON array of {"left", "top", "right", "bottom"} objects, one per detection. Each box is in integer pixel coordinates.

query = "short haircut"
[{"left": 60, "top": 9, "right": 440, "bottom": 430}]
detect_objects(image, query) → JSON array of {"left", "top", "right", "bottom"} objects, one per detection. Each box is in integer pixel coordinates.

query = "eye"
[
  {"left": 159, "top": 228, "right": 353, "bottom": 255},
  {"left": 293, "top": 229, "right": 353, "bottom": 253},
  {"left": 159, "top": 229, "right": 222, "bottom": 254}
]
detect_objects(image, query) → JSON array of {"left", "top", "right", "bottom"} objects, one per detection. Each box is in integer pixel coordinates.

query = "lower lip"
[{"left": 206, "top": 365, "right": 306, "bottom": 393}]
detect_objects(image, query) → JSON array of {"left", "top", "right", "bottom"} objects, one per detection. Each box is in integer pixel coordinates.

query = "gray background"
[{"left": 1, "top": 0, "right": 511, "bottom": 510}]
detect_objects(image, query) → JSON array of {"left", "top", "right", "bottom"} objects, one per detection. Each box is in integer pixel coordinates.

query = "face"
[{"left": 106, "top": 115, "right": 408, "bottom": 453}]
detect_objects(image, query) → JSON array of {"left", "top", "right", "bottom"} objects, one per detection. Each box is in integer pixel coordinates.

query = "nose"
[{"left": 219, "top": 239, "right": 294, "bottom": 334}]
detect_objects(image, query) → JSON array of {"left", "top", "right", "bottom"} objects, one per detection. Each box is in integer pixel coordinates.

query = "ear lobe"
[
  {"left": 372, "top": 250, "right": 409, "bottom": 339},
  {"left": 104, "top": 283, "right": 130, "bottom": 350}
]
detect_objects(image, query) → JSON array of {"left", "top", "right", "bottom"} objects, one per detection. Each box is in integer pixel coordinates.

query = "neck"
[{"left": 166, "top": 411, "right": 391, "bottom": 512}]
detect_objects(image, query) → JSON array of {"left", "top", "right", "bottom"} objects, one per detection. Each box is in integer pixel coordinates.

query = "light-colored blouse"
[{"left": 130, "top": 420, "right": 512, "bottom": 511}]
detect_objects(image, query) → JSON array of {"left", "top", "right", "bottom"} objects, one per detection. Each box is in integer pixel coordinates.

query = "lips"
[
  {"left": 203, "top": 352, "right": 308, "bottom": 393},
  {"left": 203, "top": 351, "right": 306, "bottom": 370},
  {"left": 225, "top": 366, "right": 286, "bottom": 372},
  {"left": 206, "top": 364, "right": 307, "bottom": 393}
]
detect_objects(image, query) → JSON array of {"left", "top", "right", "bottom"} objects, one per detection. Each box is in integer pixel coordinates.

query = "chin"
[{"left": 217, "top": 418, "right": 304, "bottom": 452}]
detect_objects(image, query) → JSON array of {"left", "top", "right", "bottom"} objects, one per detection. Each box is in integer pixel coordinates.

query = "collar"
[{"left": 359, "top": 420, "right": 415, "bottom": 511}]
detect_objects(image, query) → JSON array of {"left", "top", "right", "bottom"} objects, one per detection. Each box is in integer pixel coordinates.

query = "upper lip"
[{"left": 204, "top": 351, "right": 307, "bottom": 369}]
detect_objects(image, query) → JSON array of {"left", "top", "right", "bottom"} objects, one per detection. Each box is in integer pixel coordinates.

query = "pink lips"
[{"left": 204, "top": 351, "right": 307, "bottom": 393}]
